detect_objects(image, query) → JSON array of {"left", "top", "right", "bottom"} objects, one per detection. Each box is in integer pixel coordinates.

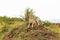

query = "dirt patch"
[{"left": 4, "top": 25, "right": 60, "bottom": 40}]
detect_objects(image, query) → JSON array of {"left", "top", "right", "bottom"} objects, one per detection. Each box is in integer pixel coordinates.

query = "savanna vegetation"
[{"left": 0, "top": 8, "right": 60, "bottom": 40}]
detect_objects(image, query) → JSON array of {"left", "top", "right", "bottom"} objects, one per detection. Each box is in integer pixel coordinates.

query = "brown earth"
[{"left": 4, "top": 25, "right": 60, "bottom": 40}]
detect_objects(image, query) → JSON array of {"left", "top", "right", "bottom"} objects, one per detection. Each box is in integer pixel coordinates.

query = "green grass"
[{"left": 0, "top": 14, "right": 60, "bottom": 40}]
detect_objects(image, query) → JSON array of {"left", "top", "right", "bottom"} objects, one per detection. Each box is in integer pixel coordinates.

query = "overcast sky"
[{"left": 0, "top": 0, "right": 60, "bottom": 21}]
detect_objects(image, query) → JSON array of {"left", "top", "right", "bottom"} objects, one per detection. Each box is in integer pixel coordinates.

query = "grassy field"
[
  {"left": 0, "top": 8, "right": 60, "bottom": 40},
  {"left": 0, "top": 16, "right": 60, "bottom": 40}
]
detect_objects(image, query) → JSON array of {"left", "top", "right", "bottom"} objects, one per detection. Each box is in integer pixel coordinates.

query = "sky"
[{"left": 0, "top": 0, "right": 60, "bottom": 22}]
